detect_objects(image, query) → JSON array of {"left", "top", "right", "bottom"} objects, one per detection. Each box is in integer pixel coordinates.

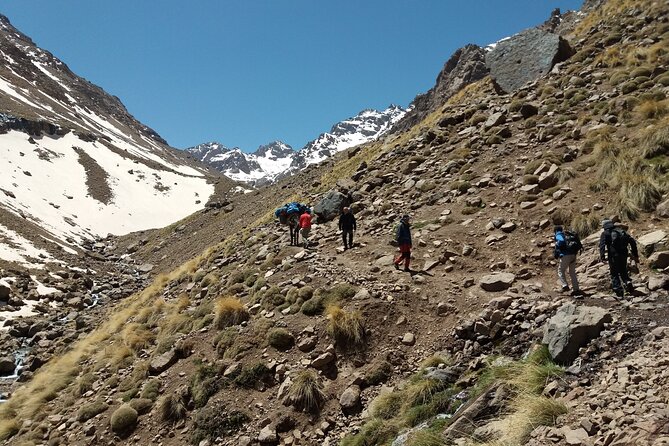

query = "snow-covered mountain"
[
  {"left": 187, "top": 105, "right": 406, "bottom": 184},
  {"left": 0, "top": 14, "right": 214, "bottom": 267},
  {"left": 186, "top": 141, "right": 294, "bottom": 184}
]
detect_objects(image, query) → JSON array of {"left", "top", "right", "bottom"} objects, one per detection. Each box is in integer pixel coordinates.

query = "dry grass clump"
[
  {"left": 214, "top": 297, "right": 249, "bottom": 329},
  {"left": 287, "top": 370, "right": 325, "bottom": 413},
  {"left": 326, "top": 305, "right": 366, "bottom": 350},
  {"left": 110, "top": 404, "right": 138, "bottom": 434},
  {"left": 636, "top": 99, "right": 669, "bottom": 120},
  {"left": 158, "top": 392, "right": 187, "bottom": 423},
  {"left": 550, "top": 208, "right": 572, "bottom": 226},
  {"left": 570, "top": 214, "right": 601, "bottom": 238},
  {"left": 405, "top": 430, "right": 445, "bottom": 446},
  {"left": 640, "top": 117, "right": 669, "bottom": 158},
  {"left": 371, "top": 391, "right": 404, "bottom": 420},
  {"left": 420, "top": 355, "right": 450, "bottom": 369}
]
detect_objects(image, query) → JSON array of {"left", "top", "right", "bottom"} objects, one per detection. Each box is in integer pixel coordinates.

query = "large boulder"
[
  {"left": 538, "top": 164, "right": 559, "bottom": 190},
  {"left": 638, "top": 230, "right": 668, "bottom": 257},
  {"left": 479, "top": 273, "right": 516, "bottom": 292},
  {"left": 542, "top": 304, "right": 612, "bottom": 365},
  {"left": 313, "top": 190, "right": 350, "bottom": 222},
  {"left": 486, "top": 28, "right": 574, "bottom": 93}
]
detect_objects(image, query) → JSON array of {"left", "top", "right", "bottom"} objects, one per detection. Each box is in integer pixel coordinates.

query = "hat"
[{"left": 602, "top": 219, "right": 614, "bottom": 229}]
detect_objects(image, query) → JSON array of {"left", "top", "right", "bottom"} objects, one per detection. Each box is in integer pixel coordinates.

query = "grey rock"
[
  {"left": 638, "top": 231, "right": 667, "bottom": 257},
  {"left": 0, "top": 356, "right": 15, "bottom": 376},
  {"left": 538, "top": 164, "right": 559, "bottom": 190},
  {"left": 0, "top": 283, "right": 10, "bottom": 301},
  {"left": 314, "top": 190, "right": 350, "bottom": 222},
  {"left": 311, "top": 352, "right": 336, "bottom": 370},
  {"left": 339, "top": 385, "right": 361, "bottom": 413},
  {"left": 401, "top": 332, "right": 416, "bottom": 346},
  {"left": 149, "top": 349, "right": 177, "bottom": 375},
  {"left": 656, "top": 198, "right": 669, "bottom": 218},
  {"left": 258, "top": 425, "right": 277, "bottom": 444},
  {"left": 479, "top": 273, "right": 515, "bottom": 292},
  {"left": 486, "top": 28, "right": 574, "bottom": 93},
  {"left": 542, "top": 304, "right": 612, "bottom": 365}
]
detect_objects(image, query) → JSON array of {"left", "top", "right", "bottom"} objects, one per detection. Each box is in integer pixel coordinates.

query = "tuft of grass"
[
  {"left": 158, "top": 392, "right": 187, "bottom": 423},
  {"left": 139, "top": 378, "right": 161, "bottom": 401},
  {"left": 0, "top": 419, "right": 19, "bottom": 441},
  {"left": 420, "top": 355, "right": 449, "bottom": 369},
  {"left": 340, "top": 418, "right": 401, "bottom": 446},
  {"left": 406, "top": 378, "right": 448, "bottom": 407},
  {"left": 191, "top": 405, "right": 249, "bottom": 444},
  {"left": 214, "top": 297, "right": 249, "bottom": 329},
  {"left": 128, "top": 398, "right": 153, "bottom": 415},
  {"left": 570, "top": 215, "right": 600, "bottom": 238},
  {"left": 233, "top": 362, "right": 270, "bottom": 388},
  {"left": 73, "top": 372, "right": 95, "bottom": 397},
  {"left": 635, "top": 99, "right": 669, "bottom": 120},
  {"left": 550, "top": 208, "right": 572, "bottom": 226},
  {"left": 371, "top": 391, "right": 404, "bottom": 420},
  {"left": 287, "top": 370, "right": 325, "bottom": 413},
  {"left": 365, "top": 360, "right": 393, "bottom": 386},
  {"left": 326, "top": 305, "right": 366, "bottom": 350},
  {"left": 406, "top": 430, "right": 446, "bottom": 446},
  {"left": 640, "top": 118, "right": 669, "bottom": 158},
  {"left": 191, "top": 364, "right": 221, "bottom": 408},
  {"left": 266, "top": 328, "right": 295, "bottom": 350}
]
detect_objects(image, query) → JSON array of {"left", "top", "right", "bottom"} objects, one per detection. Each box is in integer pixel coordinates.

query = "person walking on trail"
[
  {"left": 554, "top": 225, "right": 583, "bottom": 296},
  {"left": 599, "top": 219, "right": 639, "bottom": 298},
  {"left": 338, "top": 207, "right": 357, "bottom": 250},
  {"left": 299, "top": 209, "right": 312, "bottom": 248},
  {"left": 288, "top": 213, "right": 300, "bottom": 246},
  {"left": 393, "top": 215, "right": 412, "bottom": 271}
]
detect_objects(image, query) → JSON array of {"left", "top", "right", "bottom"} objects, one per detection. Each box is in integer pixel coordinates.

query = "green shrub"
[
  {"left": 140, "top": 378, "right": 161, "bottom": 401},
  {"left": 128, "top": 398, "right": 153, "bottom": 415},
  {"left": 191, "top": 364, "right": 221, "bottom": 408},
  {"left": 267, "top": 328, "right": 295, "bottom": 350},
  {"left": 234, "top": 363, "right": 271, "bottom": 388},
  {"left": 76, "top": 401, "right": 108, "bottom": 422},
  {"left": 191, "top": 403, "right": 249, "bottom": 444},
  {"left": 110, "top": 404, "right": 138, "bottom": 434}
]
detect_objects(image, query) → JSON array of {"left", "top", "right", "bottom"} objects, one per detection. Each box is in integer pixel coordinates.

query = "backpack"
[
  {"left": 610, "top": 228, "right": 628, "bottom": 256},
  {"left": 564, "top": 230, "right": 582, "bottom": 254}
]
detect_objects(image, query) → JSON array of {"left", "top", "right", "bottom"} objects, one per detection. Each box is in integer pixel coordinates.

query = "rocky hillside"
[
  {"left": 0, "top": 13, "right": 217, "bottom": 266},
  {"left": 187, "top": 105, "right": 406, "bottom": 185},
  {"left": 1, "top": 1, "right": 669, "bottom": 446}
]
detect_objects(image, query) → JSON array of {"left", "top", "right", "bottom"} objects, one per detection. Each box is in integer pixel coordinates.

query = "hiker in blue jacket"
[{"left": 554, "top": 225, "right": 583, "bottom": 296}]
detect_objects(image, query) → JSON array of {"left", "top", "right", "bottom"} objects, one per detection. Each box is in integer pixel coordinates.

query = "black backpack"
[
  {"left": 610, "top": 228, "right": 628, "bottom": 256},
  {"left": 564, "top": 230, "right": 582, "bottom": 254}
]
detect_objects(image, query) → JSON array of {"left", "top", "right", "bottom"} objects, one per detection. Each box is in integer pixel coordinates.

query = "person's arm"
[
  {"left": 352, "top": 215, "right": 357, "bottom": 231},
  {"left": 338, "top": 214, "right": 343, "bottom": 230},
  {"left": 599, "top": 232, "right": 607, "bottom": 261},
  {"left": 629, "top": 235, "right": 639, "bottom": 260}
]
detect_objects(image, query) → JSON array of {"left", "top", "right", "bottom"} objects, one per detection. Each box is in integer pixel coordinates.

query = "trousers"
[{"left": 558, "top": 254, "right": 579, "bottom": 291}]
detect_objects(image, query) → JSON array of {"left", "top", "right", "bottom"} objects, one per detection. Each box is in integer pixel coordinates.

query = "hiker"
[
  {"left": 299, "top": 209, "right": 312, "bottom": 248},
  {"left": 288, "top": 212, "right": 300, "bottom": 246},
  {"left": 393, "top": 214, "right": 412, "bottom": 271},
  {"left": 554, "top": 225, "right": 583, "bottom": 296},
  {"left": 338, "top": 207, "right": 357, "bottom": 250},
  {"left": 599, "top": 219, "right": 639, "bottom": 298}
]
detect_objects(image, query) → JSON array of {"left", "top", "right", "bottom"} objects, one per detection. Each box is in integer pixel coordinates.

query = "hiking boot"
[
  {"left": 561, "top": 285, "right": 570, "bottom": 293},
  {"left": 404, "top": 267, "right": 411, "bottom": 272},
  {"left": 394, "top": 263, "right": 400, "bottom": 270},
  {"left": 570, "top": 290, "right": 584, "bottom": 298},
  {"left": 625, "top": 282, "right": 634, "bottom": 293}
]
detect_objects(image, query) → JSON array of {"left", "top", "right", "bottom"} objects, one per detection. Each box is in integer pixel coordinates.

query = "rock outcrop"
[
  {"left": 542, "top": 304, "right": 612, "bottom": 364},
  {"left": 393, "top": 44, "right": 489, "bottom": 133},
  {"left": 486, "top": 28, "right": 574, "bottom": 93}
]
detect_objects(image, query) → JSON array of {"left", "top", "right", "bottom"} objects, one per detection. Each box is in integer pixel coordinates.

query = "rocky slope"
[
  {"left": 0, "top": 13, "right": 216, "bottom": 266},
  {"left": 1, "top": 1, "right": 669, "bottom": 446},
  {"left": 187, "top": 105, "right": 406, "bottom": 185}
]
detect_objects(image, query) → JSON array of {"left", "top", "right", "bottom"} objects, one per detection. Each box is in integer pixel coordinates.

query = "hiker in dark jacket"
[
  {"left": 338, "top": 207, "right": 357, "bottom": 250},
  {"left": 554, "top": 225, "right": 582, "bottom": 296},
  {"left": 599, "top": 219, "right": 639, "bottom": 298},
  {"left": 393, "top": 215, "right": 412, "bottom": 271}
]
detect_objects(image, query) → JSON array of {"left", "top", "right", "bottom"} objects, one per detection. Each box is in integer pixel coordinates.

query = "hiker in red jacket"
[{"left": 299, "top": 210, "right": 312, "bottom": 248}]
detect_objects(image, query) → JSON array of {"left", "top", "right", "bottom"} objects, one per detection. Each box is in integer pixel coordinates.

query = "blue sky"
[{"left": 2, "top": 1, "right": 582, "bottom": 152}]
